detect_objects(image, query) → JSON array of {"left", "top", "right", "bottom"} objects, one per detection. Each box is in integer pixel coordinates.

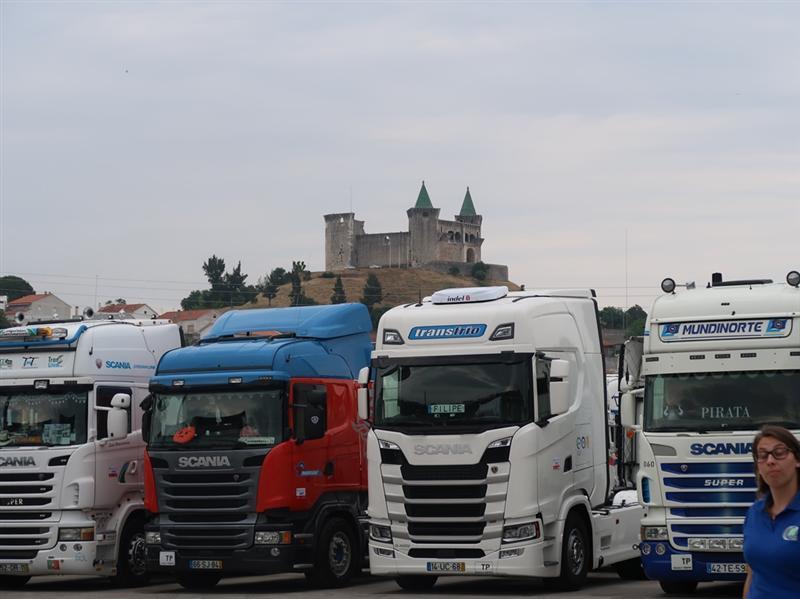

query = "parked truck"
[
  {"left": 620, "top": 271, "right": 800, "bottom": 594},
  {"left": 0, "top": 317, "right": 182, "bottom": 588},
  {"left": 362, "top": 286, "right": 642, "bottom": 591},
  {"left": 142, "top": 303, "right": 372, "bottom": 589}
]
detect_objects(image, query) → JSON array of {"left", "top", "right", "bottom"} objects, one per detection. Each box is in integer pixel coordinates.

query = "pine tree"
[
  {"left": 330, "top": 276, "right": 347, "bottom": 304},
  {"left": 361, "top": 273, "right": 383, "bottom": 308}
]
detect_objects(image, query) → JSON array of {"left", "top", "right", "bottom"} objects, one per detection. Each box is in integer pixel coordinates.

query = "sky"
[{"left": 1, "top": 1, "right": 799, "bottom": 315}]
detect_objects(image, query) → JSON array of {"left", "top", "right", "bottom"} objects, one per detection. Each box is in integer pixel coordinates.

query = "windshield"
[
  {"left": 0, "top": 390, "right": 89, "bottom": 447},
  {"left": 644, "top": 370, "right": 800, "bottom": 432},
  {"left": 148, "top": 388, "right": 285, "bottom": 449},
  {"left": 373, "top": 356, "right": 532, "bottom": 432}
]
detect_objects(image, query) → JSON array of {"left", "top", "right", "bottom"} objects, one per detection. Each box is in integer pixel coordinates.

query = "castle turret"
[
  {"left": 455, "top": 186, "right": 482, "bottom": 227},
  {"left": 407, "top": 181, "right": 440, "bottom": 266},
  {"left": 324, "top": 212, "right": 364, "bottom": 271}
]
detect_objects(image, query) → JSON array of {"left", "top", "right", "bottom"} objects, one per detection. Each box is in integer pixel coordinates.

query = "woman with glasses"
[{"left": 742, "top": 425, "right": 800, "bottom": 598}]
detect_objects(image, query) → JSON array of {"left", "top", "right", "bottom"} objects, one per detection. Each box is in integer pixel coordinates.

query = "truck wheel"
[
  {"left": 305, "top": 517, "right": 358, "bottom": 588},
  {"left": 396, "top": 575, "right": 438, "bottom": 591},
  {"left": 659, "top": 580, "right": 698, "bottom": 594},
  {"left": 110, "top": 521, "right": 149, "bottom": 587},
  {"left": 0, "top": 576, "right": 30, "bottom": 589},
  {"left": 614, "top": 557, "right": 646, "bottom": 580},
  {"left": 177, "top": 573, "right": 222, "bottom": 589},
  {"left": 551, "top": 513, "right": 590, "bottom": 591}
]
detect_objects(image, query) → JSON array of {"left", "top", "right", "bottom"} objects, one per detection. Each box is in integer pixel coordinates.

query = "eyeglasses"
[{"left": 755, "top": 446, "right": 792, "bottom": 462}]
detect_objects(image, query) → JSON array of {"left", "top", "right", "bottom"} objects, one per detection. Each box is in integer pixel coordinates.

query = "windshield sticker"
[
  {"left": 701, "top": 406, "right": 751, "bottom": 419},
  {"left": 408, "top": 324, "right": 487, "bottom": 340},
  {"left": 239, "top": 436, "right": 275, "bottom": 445},
  {"left": 427, "top": 404, "right": 466, "bottom": 415},
  {"left": 42, "top": 424, "right": 73, "bottom": 445},
  {"left": 48, "top": 356, "right": 64, "bottom": 368},
  {"left": 173, "top": 426, "right": 197, "bottom": 444},
  {"left": 22, "top": 356, "right": 38, "bottom": 368},
  {"left": 0, "top": 359, "right": 12, "bottom": 370},
  {"left": 659, "top": 318, "right": 792, "bottom": 342}
]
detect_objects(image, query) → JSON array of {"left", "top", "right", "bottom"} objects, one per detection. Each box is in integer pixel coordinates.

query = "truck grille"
[
  {"left": 382, "top": 446, "right": 509, "bottom": 545},
  {"left": 0, "top": 469, "right": 58, "bottom": 550}
]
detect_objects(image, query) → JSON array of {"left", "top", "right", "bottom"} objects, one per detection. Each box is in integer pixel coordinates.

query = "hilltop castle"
[{"left": 323, "top": 182, "right": 508, "bottom": 280}]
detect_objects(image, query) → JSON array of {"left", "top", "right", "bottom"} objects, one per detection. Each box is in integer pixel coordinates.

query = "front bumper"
[
  {"left": 368, "top": 540, "right": 555, "bottom": 578},
  {"left": 0, "top": 541, "right": 102, "bottom": 577},
  {"left": 146, "top": 544, "right": 306, "bottom": 576},
  {"left": 640, "top": 542, "right": 746, "bottom": 582}
]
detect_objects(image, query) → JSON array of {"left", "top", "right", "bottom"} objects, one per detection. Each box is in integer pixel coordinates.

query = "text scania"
[
  {"left": 414, "top": 444, "right": 473, "bottom": 455},
  {"left": 690, "top": 442, "right": 753, "bottom": 456},
  {"left": 178, "top": 456, "right": 232, "bottom": 468},
  {"left": 105, "top": 360, "right": 132, "bottom": 369},
  {"left": 0, "top": 456, "right": 36, "bottom": 467}
]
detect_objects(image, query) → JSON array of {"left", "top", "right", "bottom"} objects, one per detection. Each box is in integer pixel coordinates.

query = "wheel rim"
[
  {"left": 328, "top": 531, "right": 351, "bottom": 577},
  {"left": 127, "top": 532, "right": 147, "bottom": 577},
  {"left": 566, "top": 528, "right": 585, "bottom": 575}
]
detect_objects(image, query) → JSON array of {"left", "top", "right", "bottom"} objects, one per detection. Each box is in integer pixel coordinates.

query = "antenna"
[{"left": 349, "top": 185, "right": 353, "bottom": 213}]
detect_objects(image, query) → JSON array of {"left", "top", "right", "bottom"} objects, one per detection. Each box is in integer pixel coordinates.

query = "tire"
[
  {"left": 0, "top": 576, "right": 31, "bottom": 589},
  {"left": 177, "top": 573, "right": 222, "bottom": 590},
  {"left": 659, "top": 580, "right": 698, "bottom": 595},
  {"left": 550, "top": 512, "right": 590, "bottom": 591},
  {"left": 395, "top": 575, "right": 438, "bottom": 591},
  {"left": 110, "top": 520, "right": 149, "bottom": 588},
  {"left": 305, "top": 517, "right": 358, "bottom": 588},
  {"left": 614, "top": 557, "right": 647, "bottom": 580}
]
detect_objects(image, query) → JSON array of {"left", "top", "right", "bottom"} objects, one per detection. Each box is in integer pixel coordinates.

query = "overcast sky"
[{"left": 2, "top": 1, "right": 798, "bottom": 314}]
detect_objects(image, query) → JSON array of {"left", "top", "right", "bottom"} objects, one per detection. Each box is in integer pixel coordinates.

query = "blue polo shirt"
[{"left": 743, "top": 489, "right": 800, "bottom": 598}]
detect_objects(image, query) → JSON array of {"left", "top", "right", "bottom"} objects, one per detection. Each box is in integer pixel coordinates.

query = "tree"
[
  {"left": 361, "top": 273, "right": 383, "bottom": 308},
  {"left": 202, "top": 255, "right": 226, "bottom": 289},
  {"left": 105, "top": 298, "right": 127, "bottom": 306},
  {"left": 330, "top": 276, "right": 347, "bottom": 304},
  {"left": 471, "top": 261, "right": 488, "bottom": 282},
  {"left": 0, "top": 275, "right": 34, "bottom": 302},
  {"left": 625, "top": 305, "right": 647, "bottom": 337},
  {"left": 599, "top": 307, "right": 624, "bottom": 329},
  {"left": 0, "top": 310, "right": 10, "bottom": 329}
]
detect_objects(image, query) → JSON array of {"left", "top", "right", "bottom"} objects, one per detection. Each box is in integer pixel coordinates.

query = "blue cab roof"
[{"left": 151, "top": 304, "right": 372, "bottom": 388}]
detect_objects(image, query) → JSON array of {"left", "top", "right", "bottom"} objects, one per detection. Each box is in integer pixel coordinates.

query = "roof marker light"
[
  {"left": 660, "top": 278, "right": 676, "bottom": 294},
  {"left": 787, "top": 271, "right": 800, "bottom": 287},
  {"left": 229, "top": 377, "right": 243, "bottom": 384},
  {"left": 172, "top": 380, "right": 185, "bottom": 387}
]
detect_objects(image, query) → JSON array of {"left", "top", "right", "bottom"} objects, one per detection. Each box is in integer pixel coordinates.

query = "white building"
[
  {"left": 98, "top": 303, "right": 157, "bottom": 319},
  {"left": 159, "top": 309, "right": 221, "bottom": 343},
  {"left": 6, "top": 292, "right": 72, "bottom": 323}
]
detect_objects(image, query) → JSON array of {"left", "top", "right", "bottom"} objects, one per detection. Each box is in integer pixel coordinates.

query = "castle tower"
[
  {"left": 454, "top": 187, "right": 483, "bottom": 263},
  {"left": 324, "top": 212, "right": 363, "bottom": 271},
  {"left": 406, "top": 181, "right": 441, "bottom": 266}
]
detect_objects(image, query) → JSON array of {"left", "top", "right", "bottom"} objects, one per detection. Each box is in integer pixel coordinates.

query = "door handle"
[{"left": 324, "top": 461, "right": 334, "bottom": 476}]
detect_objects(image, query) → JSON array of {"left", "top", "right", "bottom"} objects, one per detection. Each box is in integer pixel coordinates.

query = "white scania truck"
[
  {"left": 0, "top": 317, "right": 182, "bottom": 588},
  {"left": 620, "top": 271, "right": 800, "bottom": 595},
  {"left": 361, "top": 286, "right": 642, "bottom": 591}
]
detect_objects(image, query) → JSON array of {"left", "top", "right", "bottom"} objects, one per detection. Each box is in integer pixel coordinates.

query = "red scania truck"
[{"left": 141, "top": 304, "right": 372, "bottom": 589}]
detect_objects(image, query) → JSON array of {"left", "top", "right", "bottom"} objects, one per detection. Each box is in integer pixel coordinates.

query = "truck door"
[{"left": 93, "top": 384, "right": 143, "bottom": 508}]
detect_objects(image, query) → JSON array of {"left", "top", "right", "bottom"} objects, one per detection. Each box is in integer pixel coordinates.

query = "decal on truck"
[{"left": 659, "top": 318, "right": 791, "bottom": 342}]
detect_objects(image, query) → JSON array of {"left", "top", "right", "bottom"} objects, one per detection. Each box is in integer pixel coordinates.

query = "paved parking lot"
[{"left": 4, "top": 572, "right": 744, "bottom": 599}]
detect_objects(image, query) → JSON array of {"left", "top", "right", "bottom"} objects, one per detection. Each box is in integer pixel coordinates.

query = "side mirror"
[
  {"left": 620, "top": 392, "right": 639, "bottom": 429},
  {"left": 549, "top": 359, "right": 570, "bottom": 416},
  {"left": 108, "top": 393, "right": 131, "bottom": 439},
  {"left": 140, "top": 394, "right": 153, "bottom": 444},
  {"left": 357, "top": 367, "right": 370, "bottom": 421}
]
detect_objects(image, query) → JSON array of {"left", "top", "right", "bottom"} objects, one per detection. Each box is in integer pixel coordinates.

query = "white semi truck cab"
[
  {"left": 363, "top": 286, "right": 642, "bottom": 591},
  {"left": 0, "top": 318, "right": 182, "bottom": 588},
  {"left": 621, "top": 271, "right": 800, "bottom": 595}
]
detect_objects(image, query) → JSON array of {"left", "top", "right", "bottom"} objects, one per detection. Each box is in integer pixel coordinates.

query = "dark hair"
[{"left": 752, "top": 425, "right": 800, "bottom": 496}]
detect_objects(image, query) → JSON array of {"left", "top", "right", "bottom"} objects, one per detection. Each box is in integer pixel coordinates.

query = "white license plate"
[
  {"left": 0, "top": 563, "right": 29, "bottom": 574},
  {"left": 670, "top": 554, "right": 693, "bottom": 571},
  {"left": 707, "top": 563, "right": 746, "bottom": 574},
  {"left": 159, "top": 551, "right": 175, "bottom": 567},
  {"left": 426, "top": 561, "right": 465, "bottom": 572},
  {"left": 189, "top": 559, "right": 223, "bottom": 570}
]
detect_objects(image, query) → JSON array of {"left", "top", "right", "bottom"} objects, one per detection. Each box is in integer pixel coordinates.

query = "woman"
[{"left": 742, "top": 425, "right": 800, "bottom": 598}]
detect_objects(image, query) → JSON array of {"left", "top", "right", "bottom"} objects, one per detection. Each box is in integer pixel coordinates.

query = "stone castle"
[{"left": 323, "top": 182, "right": 508, "bottom": 280}]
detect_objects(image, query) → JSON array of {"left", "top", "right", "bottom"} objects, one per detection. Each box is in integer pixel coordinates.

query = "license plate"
[
  {"left": 707, "top": 563, "right": 746, "bottom": 574},
  {"left": 189, "top": 560, "right": 223, "bottom": 570},
  {"left": 0, "top": 563, "right": 30, "bottom": 574},
  {"left": 426, "top": 561, "right": 465, "bottom": 573},
  {"left": 159, "top": 551, "right": 175, "bottom": 567}
]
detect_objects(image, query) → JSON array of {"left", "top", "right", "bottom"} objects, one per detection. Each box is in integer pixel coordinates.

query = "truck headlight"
[
  {"left": 641, "top": 526, "right": 668, "bottom": 541},
  {"left": 145, "top": 532, "right": 161, "bottom": 545},
  {"left": 59, "top": 527, "right": 94, "bottom": 541},
  {"left": 255, "top": 531, "right": 291, "bottom": 545},
  {"left": 502, "top": 522, "right": 540, "bottom": 543},
  {"left": 370, "top": 524, "right": 392, "bottom": 543}
]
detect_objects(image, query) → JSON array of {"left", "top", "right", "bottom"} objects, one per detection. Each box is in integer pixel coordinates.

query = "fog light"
[
  {"left": 59, "top": 544, "right": 67, "bottom": 552},
  {"left": 640, "top": 543, "right": 651, "bottom": 555},
  {"left": 74, "top": 544, "right": 82, "bottom": 551},
  {"left": 59, "top": 527, "right": 94, "bottom": 541},
  {"left": 145, "top": 531, "right": 161, "bottom": 545},
  {"left": 499, "top": 548, "right": 524, "bottom": 559},
  {"left": 655, "top": 543, "right": 666, "bottom": 555},
  {"left": 270, "top": 547, "right": 280, "bottom": 557},
  {"left": 373, "top": 547, "right": 394, "bottom": 557},
  {"left": 34, "top": 379, "right": 49, "bottom": 390}
]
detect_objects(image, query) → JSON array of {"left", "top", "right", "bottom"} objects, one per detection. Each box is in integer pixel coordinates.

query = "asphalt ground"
[{"left": 3, "top": 571, "right": 744, "bottom": 599}]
